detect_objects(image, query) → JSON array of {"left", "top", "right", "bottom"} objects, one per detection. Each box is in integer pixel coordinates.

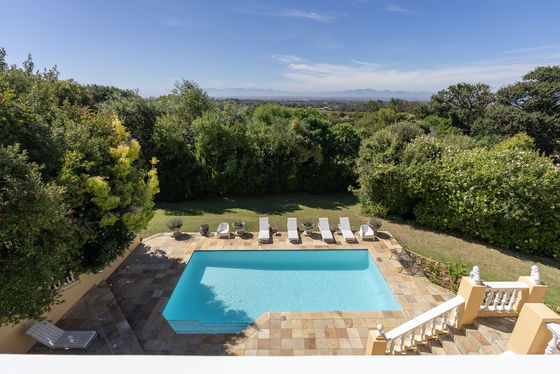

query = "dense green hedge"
[{"left": 356, "top": 133, "right": 560, "bottom": 258}]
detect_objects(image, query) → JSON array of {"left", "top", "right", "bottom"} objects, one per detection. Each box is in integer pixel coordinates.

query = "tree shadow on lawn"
[
  {"left": 160, "top": 192, "right": 359, "bottom": 216},
  {"left": 383, "top": 216, "right": 560, "bottom": 272}
]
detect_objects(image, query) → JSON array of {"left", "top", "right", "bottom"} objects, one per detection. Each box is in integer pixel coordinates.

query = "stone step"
[
  {"left": 388, "top": 317, "right": 517, "bottom": 356},
  {"left": 420, "top": 338, "right": 446, "bottom": 355},
  {"left": 86, "top": 281, "right": 144, "bottom": 354},
  {"left": 29, "top": 281, "right": 144, "bottom": 354},
  {"left": 437, "top": 332, "right": 465, "bottom": 355}
]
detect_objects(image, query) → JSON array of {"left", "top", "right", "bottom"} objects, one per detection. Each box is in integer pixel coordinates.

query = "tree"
[
  {"left": 168, "top": 80, "right": 214, "bottom": 125},
  {"left": 0, "top": 47, "right": 7, "bottom": 71},
  {"left": 0, "top": 145, "right": 74, "bottom": 325},
  {"left": 430, "top": 82, "right": 495, "bottom": 132},
  {"left": 472, "top": 105, "right": 560, "bottom": 153},
  {"left": 497, "top": 66, "right": 560, "bottom": 115},
  {"left": 150, "top": 113, "right": 200, "bottom": 200},
  {"left": 489, "top": 66, "right": 560, "bottom": 153},
  {"left": 58, "top": 113, "right": 159, "bottom": 272}
]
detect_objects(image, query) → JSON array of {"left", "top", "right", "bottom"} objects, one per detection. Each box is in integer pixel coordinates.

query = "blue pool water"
[{"left": 163, "top": 250, "right": 400, "bottom": 333}]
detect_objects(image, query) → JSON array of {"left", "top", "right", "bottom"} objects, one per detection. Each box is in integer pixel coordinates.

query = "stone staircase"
[
  {"left": 405, "top": 317, "right": 515, "bottom": 355},
  {"left": 29, "top": 281, "right": 144, "bottom": 354}
]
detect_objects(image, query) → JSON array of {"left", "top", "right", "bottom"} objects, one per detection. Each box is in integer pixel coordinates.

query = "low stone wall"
[{"left": 0, "top": 236, "right": 141, "bottom": 354}]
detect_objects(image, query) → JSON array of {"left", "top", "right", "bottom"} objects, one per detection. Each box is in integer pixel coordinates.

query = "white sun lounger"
[
  {"left": 287, "top": 217, "right": 299, "bottom": 243},
  {"left": 25, "top": 320, "right": 97, "bottom": 350},
  {"left": 318, "top": 217, "right": 335, "bottom": 243},
  {"left": 216, "top": 222, "right": 230, "bottom": 238},
  {"left": 258, "top": 217, "right": 270, "bottom": 243},
  {"left": 359, "top": 224, "right": 376, "bottom": 240},
  {"left": 339, "top": 217, "right": 357, "bottom": 243}
]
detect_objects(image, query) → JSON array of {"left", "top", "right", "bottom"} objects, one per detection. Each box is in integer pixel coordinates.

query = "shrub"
[
  {"left": 368, "top": 218, "right": 382, "bottom": 229},
  {"left": 408, "top": 138, "right": 560, "bottom": 257},
  {"left": 166, "top": 218, "right": 183, "bottom": 229},
  {"left": 232, "top": 220, "right": 245, "bottom": 228}
]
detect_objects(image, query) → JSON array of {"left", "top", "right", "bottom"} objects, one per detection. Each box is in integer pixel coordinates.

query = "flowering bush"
[
  {"left": 356, "top": 133, "right": 560, "bottom": 258},
  {"left": 409, "top": 136, "right": 560, "bottom": 257}
]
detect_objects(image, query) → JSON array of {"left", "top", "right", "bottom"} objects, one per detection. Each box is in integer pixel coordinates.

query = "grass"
[{"left": 141, "top": 192, "right": 560, "bottom": 308}]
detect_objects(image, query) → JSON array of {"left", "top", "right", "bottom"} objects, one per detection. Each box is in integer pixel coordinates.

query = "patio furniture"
[
  {"left": 199, "top": 224, "right": 209, "bottom": 236},
  {"left": 258, "top": 217, "right": 270, "bottom": 243},
  {"left": 25, "top": 320, "right": 97, "bottom": 350},
  {"left": 359, "top": 224, "right": 375, "bottom": 240},
  {"left": 287, "top": 217, "right": 300, "bottom": 243},
  {"left": 338, "top": 217, "right": 357, "bottom": 243},
  {"left": 216, "top": 222, "right": 230, "bottom": 238},
  {"left": 390, "top": 246, "right": 404, "bottom": 259},
  {"left": 318, "top": 218, "right": 335, "bottom": 243},
  {"left": 398, "top": 248, "right": 421, "bottom": 275}
]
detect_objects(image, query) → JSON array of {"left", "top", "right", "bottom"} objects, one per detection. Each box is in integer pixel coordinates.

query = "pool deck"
[{"left": 31, "top": 230, "right": 456, "bottom": 355}]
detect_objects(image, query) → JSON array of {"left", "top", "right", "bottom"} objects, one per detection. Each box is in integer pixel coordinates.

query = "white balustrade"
[
  {"left": 480, "top": 281, "right": 528, "bottom": 312},
  {"left": 385, "top": 296, "right": 464, "bottom": 354},
  {"left": 545, "top": 322, "right": 560, "bottom": 354},
  {"left": 53, "top": 270, "right": 76, "bottom": 290}
]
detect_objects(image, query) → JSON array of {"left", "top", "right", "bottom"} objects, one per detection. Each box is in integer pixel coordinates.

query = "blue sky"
[{"left": 2, "top": 0, "right": 559, "bottom": 96}]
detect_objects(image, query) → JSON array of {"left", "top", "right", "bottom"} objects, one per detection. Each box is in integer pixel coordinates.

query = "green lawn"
[{"left": 142, "top": 192, "right": 560, "bottom": 308}]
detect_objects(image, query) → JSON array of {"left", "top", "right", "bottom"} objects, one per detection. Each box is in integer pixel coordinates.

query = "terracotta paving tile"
[
  {"left": 280, "top": 339, "right": 293, "bottom": 350},
  {"left": 269, "top": 339, "right": 281, "bottom": 350},
  {"left": 335, "top": 328, "right": 349, "bottom": 338}
]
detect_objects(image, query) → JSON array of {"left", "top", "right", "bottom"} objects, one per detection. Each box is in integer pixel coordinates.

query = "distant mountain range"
[{"left": 205, "top": 88, "right": 433, "bottom": 101}]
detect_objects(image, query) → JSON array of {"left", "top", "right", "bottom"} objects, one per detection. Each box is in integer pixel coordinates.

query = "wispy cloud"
[
  {"left": 272, "top": 55, "right": 307, "bottom": 63},
  {"left": 271, "top": 49, "right": 560, "bottom": 93},
  {"left": 233, "top": 5, "right": 336, "bottom": 23},
  {"left": 497, "top": 44, "right": 560, "bottom": 55},
  {"left": 383, "top": 4, "right": 413, "bottom": 13}
]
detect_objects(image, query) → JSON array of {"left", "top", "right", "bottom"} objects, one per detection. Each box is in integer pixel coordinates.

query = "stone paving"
[
  {"left": 98, "top": 230, "right": 456, "bottom": 355},
  {"left": 32, "top": 229, "right": 469, "bottom": 355}
]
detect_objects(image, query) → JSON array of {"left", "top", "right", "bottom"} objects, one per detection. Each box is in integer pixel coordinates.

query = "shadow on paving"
[{"left": 106, "top": 243, "right": 251, "bottom": 355}]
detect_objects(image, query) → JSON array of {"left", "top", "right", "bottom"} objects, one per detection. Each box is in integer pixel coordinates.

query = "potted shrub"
[
  {"left": 199, "top": 224, "right": 209, "bottom": 236},
  {"left": 368, "top": 218, "right": 382, "bottom": 236},
  {"left": 301, "top": 219, "right": 314, "bottom": 236},
  {"left": 232, "top": 220, "right": 245, "bottom": 236},
  {"left": 167, "top": 218, "right": 183, "bottom": 238}
]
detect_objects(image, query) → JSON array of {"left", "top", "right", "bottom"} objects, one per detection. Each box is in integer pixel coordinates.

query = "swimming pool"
[{"left": 163, "top": 249, "right": 401, "bottom": 333}]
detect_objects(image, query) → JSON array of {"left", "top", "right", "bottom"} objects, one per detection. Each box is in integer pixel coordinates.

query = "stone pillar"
[
  {"left": 518, "top": 277, "right": 548, "bottom": 303},
  {"left": 506, "top": 303, "right": 560, "bottom": 354},
  {"left": 364, "top": 325, "right": 388, "bottom": 355},
  {"left": 456, "top": 275, "right": 486, "bottom": 328}
]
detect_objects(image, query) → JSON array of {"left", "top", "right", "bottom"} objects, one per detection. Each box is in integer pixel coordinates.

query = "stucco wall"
[{"left": 0, "top": 236, "right": 141, "bottom": 353}]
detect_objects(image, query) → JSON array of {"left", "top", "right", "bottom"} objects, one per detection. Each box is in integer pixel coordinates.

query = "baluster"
[
  {"left": 388, "top": 338, "right": 395, "bottom": 354},
  {"left": 442, "top": 311, "right": 450, "bottom": 329},
  {"left": 428, "top": 318, "right": 436, "bottom": 337},
  {"left": 408, "top": 328, "right": 416, "bottom": 348},
  {"left": 491, "top": 289, "right": 502, "bottom": 310},
  {"left": 507, "top": 290, "right": 518, "bottom": 311},
  {"left": 450, "top": 306, "right": 459, "bottom": 327},
  {"left": 545, "top": 334, "right": 559, "bottom": 355},
  {"left": 398, "top": 335, "right": 405, "bottom": 353},
  {"left": 417, "top": 323, "right": 426, "bottom": 342},
  {"left": 482, "top": 289, "right": 493, "bottom": 310},
  {"left": 499, "top": 289, "right": 510, "bottom": 311}
]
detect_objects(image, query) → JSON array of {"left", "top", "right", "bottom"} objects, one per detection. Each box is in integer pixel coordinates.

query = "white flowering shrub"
[
  {"left": 408, "top": 134, "right": 560, "bottom": 257},
  {"left": 356, "top": 133, "right": 560, "bottom": 258}
]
